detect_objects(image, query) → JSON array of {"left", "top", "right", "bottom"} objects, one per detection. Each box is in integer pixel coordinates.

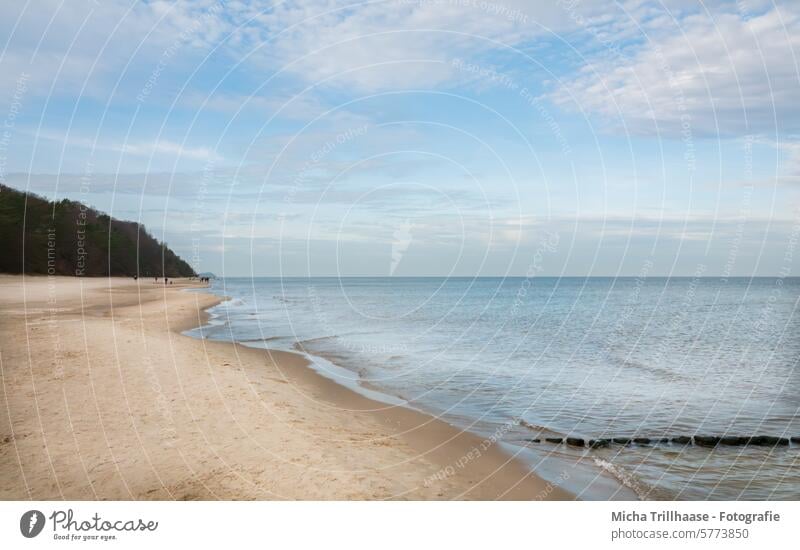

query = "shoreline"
[
  {"left": 0, "top": 275, "right": 573, "bottom": 500},
  {"left": 193, "top": 283, "right": 637, "bottom": 501}
]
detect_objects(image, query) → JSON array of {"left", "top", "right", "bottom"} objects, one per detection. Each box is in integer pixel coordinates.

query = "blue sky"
[{"left": 1, "top": 0, "right": 799, "bottom": 276}]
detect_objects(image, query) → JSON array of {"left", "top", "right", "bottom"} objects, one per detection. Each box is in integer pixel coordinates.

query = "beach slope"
[{"left": 0, "top": 276, "right": 570, "bottom": 500}]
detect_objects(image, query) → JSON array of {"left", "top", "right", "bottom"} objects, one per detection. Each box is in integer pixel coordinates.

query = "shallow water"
[{"left": 187, "top": 277, "right": 800, "bottom": 500}]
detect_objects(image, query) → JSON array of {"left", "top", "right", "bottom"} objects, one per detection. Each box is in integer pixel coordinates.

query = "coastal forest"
[{"left": 0, "top": 183, "right": 195, "bottom": 277}]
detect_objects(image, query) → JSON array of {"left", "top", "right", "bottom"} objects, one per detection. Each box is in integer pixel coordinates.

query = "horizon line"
[{"left": 209, "top": 275, "right": 799, "bottom": 279}]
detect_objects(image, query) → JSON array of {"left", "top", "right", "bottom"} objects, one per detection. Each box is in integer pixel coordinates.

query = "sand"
[{"left": 0, "top": 275, "right": 571, "bottom": 500}]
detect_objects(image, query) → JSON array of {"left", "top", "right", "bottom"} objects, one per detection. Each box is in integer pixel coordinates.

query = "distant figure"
[
  {"left": 133, "top": 275, "right": 138, "bottom": 281},
  {"left": 164, "top": 277, "right": 169, "bottom": 285}
]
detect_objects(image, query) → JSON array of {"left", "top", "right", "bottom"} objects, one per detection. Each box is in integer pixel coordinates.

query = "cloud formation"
[
  {"left": 2, "top": 0, "right": 799, "bottom": 275},
  {"left": 554, "top": 3, "right": 800, "bottom": 137}
]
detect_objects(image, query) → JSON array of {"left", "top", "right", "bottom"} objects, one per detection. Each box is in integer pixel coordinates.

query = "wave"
[
  {"left": 295, "top": 335, "right": 340, "bottom": 346},
  {"left": 519, "top": 418, "right": 555, "bottom": 433},
  {"left": 610, "top": 354, "right": 684, "bottom": 382},
  {"left": 215, "top": 297, "right": 246, "bottom": 308},
  {"left": 239, "top": 336, "right": 283, "bottom": 344},
  {"left": 593, "top": 458, "right": 653, "bottom": 500}
]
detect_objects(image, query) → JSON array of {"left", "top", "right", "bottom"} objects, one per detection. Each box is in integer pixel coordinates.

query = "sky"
[{"left": 1, "top": 0, "right": 799, "bottom": 277}]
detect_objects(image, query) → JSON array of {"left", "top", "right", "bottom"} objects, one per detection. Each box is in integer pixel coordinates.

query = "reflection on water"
[{"left": 187, "top": 277, "right": 800, "bottom": 500}]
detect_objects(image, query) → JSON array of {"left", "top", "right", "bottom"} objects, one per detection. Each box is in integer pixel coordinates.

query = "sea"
[{"left": 185, "top": 276, "right": 800, "bottom": 500}]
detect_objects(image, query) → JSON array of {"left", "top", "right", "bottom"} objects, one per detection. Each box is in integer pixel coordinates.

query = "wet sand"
[{"left": 0, "top": 275, "right": 571, "bottom": 500}]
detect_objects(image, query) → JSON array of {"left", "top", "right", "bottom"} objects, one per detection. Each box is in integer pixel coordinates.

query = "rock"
[
  {"left": 720, "top": 436, "right": 748, "bottom": 446},
  {"left": 589, "top": 439, "right": 610, "bottom": 448},
  {"left": 791, "top": 437, "right": 800, "bottom": 444},
  {"left": 613, "top": 438, "right": 632, "bottom": 445},
  {"left": 545, "top": 438, "right": 563, "bottom": 444},
  {"left": 694, "top": 436, "right": 721, "bottom": 447},
  {"left": 566, "top": 437, "right": 585, "bottom": 447},
  {"left": 525, "top": 438, "right": 541, "bottom": 444},
  {"left": 671, "top": 436, "right": 692, "bottom": 445},
  {"left": 749, "top": 436, "right": 787, "bottom": 446},
  {"left": 658, "top": 438, "right": 670, "bottom": 443},
  {"left": 633, "top": 438, "right": 651, "bottom": 445}
]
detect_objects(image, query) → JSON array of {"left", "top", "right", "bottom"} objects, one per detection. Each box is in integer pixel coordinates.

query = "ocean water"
[{"left": 187, "top": 277, "right": 800, "bottom": 500}]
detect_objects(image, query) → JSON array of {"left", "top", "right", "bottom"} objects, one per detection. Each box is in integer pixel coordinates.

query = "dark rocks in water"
[
  {"left": 720, "top": 436, "right": 748, "bottom": 446},
  {"left": 575, "top": 434, "right": 797, "bottom": 449},
  {"left": 749, "top": 436, "right": 788, "bottom": 446},
  {"left": 545, "top": 438, "right": 563, "bottom": 444},
  {"left": 694, "top": 436, "right": 721, "bottom": 447},
  {"left": 525, "top": 438, "right": 541, "bottom": 444}
]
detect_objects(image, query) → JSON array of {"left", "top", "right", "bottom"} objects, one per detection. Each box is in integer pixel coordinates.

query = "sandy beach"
[{"left": 0, "top": 275, "right": 570, "bottom": 500}]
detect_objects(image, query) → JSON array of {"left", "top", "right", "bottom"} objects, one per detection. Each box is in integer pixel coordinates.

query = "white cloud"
[
  {"left": 218, "top": 0, "right": 590, "bottom": 92},
  {"left": 0, "top": 0, "right": 620, "bottom": 104},
  {"left": 125, "top": 139, "right": 218, "bottom": 160},
  {"left": 28, "top": 127, "right": 219, "bottom": 161},
  {"left": 553, "top": 4, "right": 800, "bottom": 137},
  {"left": 774, "top": 139, "right": 800, "bottom": 185},
  {"left": 0, "top": 0, "right": 229, "bottom": 102}
]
